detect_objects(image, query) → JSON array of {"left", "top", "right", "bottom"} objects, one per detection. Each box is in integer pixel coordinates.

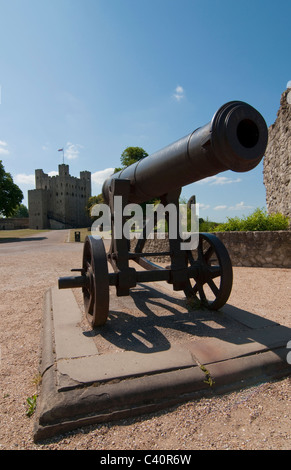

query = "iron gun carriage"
[{"left": 59, "top": 101, "right": 268, "bottom": 328}]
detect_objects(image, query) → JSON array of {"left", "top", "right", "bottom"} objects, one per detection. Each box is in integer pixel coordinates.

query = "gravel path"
[{"left": 0, "top": 230, "right": 290, "bottom": 450}]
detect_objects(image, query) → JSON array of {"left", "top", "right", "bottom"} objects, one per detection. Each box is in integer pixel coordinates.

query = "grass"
[
  {"left": 26, "top": 394, "right": 37, "bottom": 417},
  {"left": 69, "top": 227, "right": 91, "bottom": 242},
  {"left": 68, "top": 227, "right": 112, "bottom": 242}
]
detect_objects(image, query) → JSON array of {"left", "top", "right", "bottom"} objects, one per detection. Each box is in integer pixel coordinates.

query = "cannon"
[{"left": 58, "top": 101, "right": 268, "bottom": 328}]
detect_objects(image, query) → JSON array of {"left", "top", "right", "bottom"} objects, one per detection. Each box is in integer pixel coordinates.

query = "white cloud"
[
  {"left": 229, "top": 201, "right": 253, "bottom": 211},
  {"left": 213, "top": 201, "right": 254, "bottom": 212},
  {"left": 65, "top": 142, "right": 83, "bottom": 160},
  {"left": 92, "top": 168, "right": 115, "bottom": 186},
  {"left": 14, "top": 173, "right": 35, "bottom": 185},
  {"left": 214, "top": 205, "right": 228, "bottom": 211},
  {"left": 0, "top": 140, "right": 9, "bottom": 155},
  {"left": 197, "top": 175, "right": 242, "bottom": 185},
  {"left": 198, "top": 203, "right": 210, "bottom": 210},
  {"left": 173, "top": 85, "right": 185, "bottom": 102},
  {"left": 48, "top": 171, "right": 58, "bottom": 177}
]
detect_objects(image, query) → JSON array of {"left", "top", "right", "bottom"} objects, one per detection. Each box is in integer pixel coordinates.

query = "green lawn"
[
  {"left": 69, "top": 228, "right": 91, "bottom": 242},
  {"left": 68, "top": 228, "right": 112, "bottom": 242}
]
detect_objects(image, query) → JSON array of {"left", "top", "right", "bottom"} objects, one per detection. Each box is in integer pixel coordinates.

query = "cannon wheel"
[
  {"left": 82, "top": 235, "right": 109, "bottom": 328},
  {"left": 184, "top": 233, "right": 233, "bottom": 310}
]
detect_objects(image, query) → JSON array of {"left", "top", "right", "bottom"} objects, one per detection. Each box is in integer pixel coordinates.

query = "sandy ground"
[{"left": 0, "top": 230, "right": 290, "bottom": 450}]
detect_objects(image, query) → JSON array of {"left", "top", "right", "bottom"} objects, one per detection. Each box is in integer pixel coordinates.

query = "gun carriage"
[{"left": 59, "top": 101, "right": 268, "bottom": 328}]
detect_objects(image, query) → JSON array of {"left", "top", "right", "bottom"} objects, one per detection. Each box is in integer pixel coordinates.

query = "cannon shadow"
[{"left": 85, "top": 282, "right": 291, "bottom": 357}]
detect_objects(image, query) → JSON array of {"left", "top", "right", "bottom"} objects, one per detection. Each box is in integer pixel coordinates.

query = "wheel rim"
[
  {"left": 82, "top": 235, "right": 109, "bottom": 327},
  {"left": 184, "top": 233, "right": 233, "bottom": 310}
]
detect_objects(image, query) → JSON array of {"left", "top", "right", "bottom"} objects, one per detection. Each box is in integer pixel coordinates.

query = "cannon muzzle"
[{"left": 102, "top": 101, "right": 268, "bottom": 204}]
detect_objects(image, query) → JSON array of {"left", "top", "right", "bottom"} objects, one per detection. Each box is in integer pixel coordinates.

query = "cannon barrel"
[{"left": 102, "top": 101, "right": 268, "bottom": 205}]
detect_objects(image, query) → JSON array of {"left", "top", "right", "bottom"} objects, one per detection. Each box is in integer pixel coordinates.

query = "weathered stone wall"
[
  {"left": 214, "top": 231, "right": 291, "bottom": 268},
  {"left": 0, "top": 218, "right": 29, "bottom": 230},
  {"left": 263, "top": 88, "right": 291, "bottom": 220},
  {"left": 130, "top": 231, "right": 291, "bottom": 268}
]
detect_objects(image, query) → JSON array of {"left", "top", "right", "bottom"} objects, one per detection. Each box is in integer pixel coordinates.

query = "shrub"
[
  {"left": 199, "top": 217, "right": 219, "bottom": 232},
  {"left": 213, "top": 208, "right": 289, "bottom": 232}
]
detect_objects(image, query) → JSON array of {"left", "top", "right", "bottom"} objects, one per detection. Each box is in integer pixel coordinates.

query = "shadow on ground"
[
  {"left": 0, "top": 237, "right": 48, "bottom": 243},
  {"left": 83, "top": 283, "right": 291, "bottom": 356}
]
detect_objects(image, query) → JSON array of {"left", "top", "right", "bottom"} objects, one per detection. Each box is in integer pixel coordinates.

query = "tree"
[
  {"left": 114, "top": 147, "right": 148, "bottom": 173},
  {"left": 12, "top": 204, "right": 29, "bottom": 218},
  {"left": 86, "top": 194, "right": 105, "bottom": 219},
  {"left": 0, "top": 161, "right": 23, "bottom": 217}
]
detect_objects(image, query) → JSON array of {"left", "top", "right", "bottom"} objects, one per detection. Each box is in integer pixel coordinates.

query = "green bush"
[
  {"left": 199, "top": 218, "right": 218, "bottom": 232},
  {"left": 213, "top": 208, "right": 289, "bottom": 232}
]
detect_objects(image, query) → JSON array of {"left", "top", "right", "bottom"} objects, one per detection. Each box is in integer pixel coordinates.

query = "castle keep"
[
  {"left": 28, "top": 164, "right": 91, "bottom": 229},
  {"left": 263, "top": 87, "right": 291, "bottom": 220}
]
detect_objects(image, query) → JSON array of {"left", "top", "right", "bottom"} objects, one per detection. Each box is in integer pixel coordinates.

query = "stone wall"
[
  {"left": 130, "top": 231, "right": 291, "bottom": 268},
  {"left": 213, "top": 231, "right": 290, "bottom": 268},
  {"left": 263, "top": 88, "right": 291, "bottom": 220}
]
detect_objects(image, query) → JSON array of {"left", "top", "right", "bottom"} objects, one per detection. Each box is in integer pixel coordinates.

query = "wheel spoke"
[
  {"left": 184, "top": 233, "right": 233, "bottom": 311},
  {"left": 207, "top": 279, "right": 220, "bottom": 297},
  {"left": 197, "top": 243, "right": 204, "bottom": 261},
  {"left": 198, "top": 285, "right": 206, "bottom": 301},
  {"left": 204, "top": 245, "right": 214, "bottom": 263},
  {"left": 208, "top": 265, "right": 221, "bottom": 279}
]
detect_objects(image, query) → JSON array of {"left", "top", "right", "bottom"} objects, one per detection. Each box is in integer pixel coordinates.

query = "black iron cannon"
[{"left": 59, "top": 101, "right": 268, "bottom": 328}]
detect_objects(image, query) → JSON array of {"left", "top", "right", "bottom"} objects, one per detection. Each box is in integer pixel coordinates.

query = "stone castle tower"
[
  {"left": 28, "top": 164, "right": 91, "bottom": 229},
  {"left": 263, "top": 87, "right": 291, "bottom": 220}
]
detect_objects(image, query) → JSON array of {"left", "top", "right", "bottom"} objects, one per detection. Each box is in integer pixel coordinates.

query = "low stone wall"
[
  {"left": 130, "top": 231, "right": 291, "bottom": 268},
  {"left": 213, "top": 231, "right": 291, "bottom": 268},
  {"left": 0, "top": 218, "right": 29, "bottom": 230}
]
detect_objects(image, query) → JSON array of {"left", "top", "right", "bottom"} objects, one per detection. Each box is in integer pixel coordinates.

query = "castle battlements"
[{"left": 28, "top": 164, "right": 91, "bottom": 229}]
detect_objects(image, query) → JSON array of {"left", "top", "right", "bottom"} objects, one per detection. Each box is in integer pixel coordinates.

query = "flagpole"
[{"left": 58, "top": 148, "right": 64, "bottom": 164}]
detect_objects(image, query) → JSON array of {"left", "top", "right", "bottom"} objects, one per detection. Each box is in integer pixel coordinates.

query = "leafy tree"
[
  {"left": 120, "top": 147, "right": 148, "bottom": 168},
  {"left": 114, "top": 146, "right": 148, "bottom": 173},
  {"left": 12, "top": 203, "right": 29, "bottom": 218},
  {"left": 0, "top": 160, "right": 23, "bottom": 217},
  {"left": 86, "top": 194, "right": 105, "bottom": 219}
]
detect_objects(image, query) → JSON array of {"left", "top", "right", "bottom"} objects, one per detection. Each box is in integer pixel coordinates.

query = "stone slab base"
[{"left": 34, "top": 286, "right": 291, "bottom": 442}]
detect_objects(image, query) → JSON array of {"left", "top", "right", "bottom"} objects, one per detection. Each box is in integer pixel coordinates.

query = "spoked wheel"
[
  {"left": 82, "top": 235, "right": 109, "bottom": 328},
  {"left": 184, "top": 233, "right": 233, "bottom": 310}
]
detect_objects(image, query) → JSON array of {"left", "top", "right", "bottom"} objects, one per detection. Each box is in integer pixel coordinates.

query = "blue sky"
[{"left": 0, "top": 0, "right": 290, "bottom": 222}]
